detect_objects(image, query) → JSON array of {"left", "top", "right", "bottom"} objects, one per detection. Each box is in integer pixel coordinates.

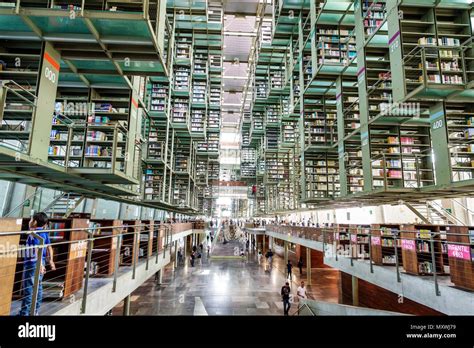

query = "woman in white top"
[{"left": 297, "top": 281, "right": 307, "bottom": 300}]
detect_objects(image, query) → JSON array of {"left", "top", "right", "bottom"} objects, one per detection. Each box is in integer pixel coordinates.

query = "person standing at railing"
[{"left": 19, "top": 212, "right": 56, "bottom": 316}]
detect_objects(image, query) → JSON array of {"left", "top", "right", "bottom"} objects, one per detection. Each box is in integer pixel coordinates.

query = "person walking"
[
  {"left": 297, "top": 281, "right": 307, "bottom": 301},
  {"left": 177, "top": 248, "right": 183, "bottom": 266},
  {"left": 281, "top": 282, "right": 291, "bottom": 316},
  {"left": 287, "top": 260, "right": 293, "bottom": 280},
  {"left": 257, "top": 249, "right": 262, "bottom": 264},
  {"left": 198, "top": 251, "right": 202, "bottom": 265},
  {"left": 267, "top": 249, "right": 273, "bottom": 268},
  {"left": 190, "top": 252, "right": 195, "bottom": 267},
  {"left": 199, "top": 243, "right": 203, "bottom": 253},
  {"left": 207, "top": 244, "right": 210, "bottom": 257},
  {"left": 297, "top": 256, "right": 304, "bottom": 276},
  {"left": 19, "top": 212, "right": 56, "bottom": 316}
]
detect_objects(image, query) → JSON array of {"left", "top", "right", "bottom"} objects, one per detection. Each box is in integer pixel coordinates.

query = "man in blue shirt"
[{"left": 19, "top": 212, "right": 55, "bottom": 316}]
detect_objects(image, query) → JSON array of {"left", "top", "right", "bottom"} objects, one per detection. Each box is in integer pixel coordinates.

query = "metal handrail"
[
  {"left": 2, "top": 80, "right": 37, "bottom": 106},
  {"left": 292, "top": 302, "right": 316, "bottom": 316},
  {"left": 4, "top": 188, "right": 43, "bottom": 217},
  {"left": 427, "top": 200, "right": 466, "bottom": 226}
]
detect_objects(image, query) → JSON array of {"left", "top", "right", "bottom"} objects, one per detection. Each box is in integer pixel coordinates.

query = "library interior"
[{"left": 0, "top": 0, "right": 473, "bottom": 318}]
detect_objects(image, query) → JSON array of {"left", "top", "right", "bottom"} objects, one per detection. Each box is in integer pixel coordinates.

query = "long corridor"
[{"left": 112, "top": 243, "right": 340, "bottom": 316}]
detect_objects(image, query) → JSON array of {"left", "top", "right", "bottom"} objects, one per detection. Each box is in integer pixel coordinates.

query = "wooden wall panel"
[
  {"left": 340, "top": 272, "right": 443, "bottom": 315},
  {"left": 64, "top": 219, "right": 88, "bottom": 297},
  {"left": 0, "top": 219, "right": 22, "bottom": 315}
]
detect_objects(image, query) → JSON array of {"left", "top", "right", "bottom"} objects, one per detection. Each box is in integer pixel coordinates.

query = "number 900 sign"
[{"left": 44, "top": 66, "right": 56, "bottom": 84}]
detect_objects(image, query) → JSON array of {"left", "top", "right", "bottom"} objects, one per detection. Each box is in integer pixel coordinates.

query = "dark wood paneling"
[
  {"left": 0, "top": 219, "right": 22, "bottom": 315},
  {"left": 340, "top": 272, "right": 443, "bottom": 315},
  {"left": 446, "top": 225, "right": 474, "bottom": 290},
  {"left": 63, "top": 219, "right": 88, "bottom": 297}
]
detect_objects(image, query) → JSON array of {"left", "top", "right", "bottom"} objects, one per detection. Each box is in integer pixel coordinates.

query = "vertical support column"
[
  {"left": 430, "top": 102, "right": 451, "bottom": 186},
  {"left": 183, "top": 236, "right": 187, "bottom": 259},
  {"left": 127, "top": 79, "right": 140, "bottom": 178},
  {"left": 174, "top": 240, "right": 178, "bottom": 268},
  {"left": 155, "top": 0, "right": 167, "bottom": 54},
  {"left": 352, "top": 275, "right": 359, "bottom": 306},
  {"left": 0, "top": 83, "right": 7, "bottom": 123},
  {"left": 354, "top": 0, "right": 373, "bottom": 192},
  {"left": 335, "top": 76, "right": 347, "bottom": 197},
  {"left": 306, "top": 247, "right": 311, "bottom": 285},
  {"left": 156, "top": 269, "right": 163, "bottom": 285},
  {"left": 123, "top": 295, "right": 131, "bottom": 316},
  {"left": 309, "top": 0, "right": 318, "bottom": 79},
  {"left": 386, "top": 0, "right": 405, "bottom": 103},
  {"left": 284, "top": 240, "right": 289, "bottom": 265},
  {"left": 29, "top": 42, "right": 61, "bottom": 160},
  {"left": 263, "top": 235, "right": 266, "bottom": 251}
]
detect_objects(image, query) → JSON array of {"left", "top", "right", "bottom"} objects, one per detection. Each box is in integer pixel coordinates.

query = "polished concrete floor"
[{"left": 112, "top": 241, "right": 340, "bottom": 316}]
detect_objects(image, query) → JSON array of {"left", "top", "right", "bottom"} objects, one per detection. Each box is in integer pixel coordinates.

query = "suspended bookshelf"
[
  {"left": 256, "top": 79, "right": 268, "bottom": 99},
  {"left": 260, "top": 18, "right": 273, "bottom": 47},
  {"left": 144, "top": 165, "right": 165, "bottom": 201},
  {"left": 149, "top": 81, "right": 169, "bottom": 117},
  {"left": 209, "top": 132, "right": 220, "bottom": 153},
  {"left": 196, "top": 157, "right": 208, "bottom": 185},
  {"left": 193, "top": 49, "right": 208, "bottom": 77},
  {"left": 174, "top": 145, "right": 190, "bottom": 174},
  {"left": 281, "top": 120, "right": 297, "bottom": 146},
  {"left": 173, "top": 66, "right": 191, "bottom": 93},
  {"left": 242, "top": 127, "right": 251, "bottom": 147},
  {"left": 208, "top": 161, "right": 220, "bottom": 181},
  {"left": 207, "top": 109, "right": 221, "bottom": 132},
  {"left": 269, "top": 70, "right": 283, "bottom": 90},
  {"left": 49, "top": 89, "right": 131, "bottom": 173},
  {"left": 0, "top": 46, "right": 40, "bottom": 153},
  {"left": 304, "top": 153, "right": 340, "bottom": 200},
  {"left": 265, "top": 105, "right": 280, "bottom": 126},
  {"left": 316, "top": 25, "right": 356, "bottom": 66},
  {"left": 265, "top": 127, "right": 279, "bottom": 150},
  {"left": 251, "top": 111, "right": 264, "bottom": 134},
  {"left": 362, "top": 1, "right": 386, "bottom": 37},
  {"left": 241, "top": 147, "right": 257, "bottom": 178},
  {"left": 209, "top": 84, "right": 221, "bottom": 106},
  {"left": 191, "top": 109, "right": 205, "bottom": 136},
  {"left": 370, "top": 125, "right": 434, "bottom": 189},
  {"left": 173, "top": 176, "right": 190, "bottom": 207},
  {"left": 303, "top": 97, "right": 337, "bottom": 148},
  {"left": 192, "top": 80, "right": 207, "bottom": 105},
  {"left": 209, "top": 54, "right": 222, "bottom": 72},
  {"left": 171, "top": 97, "right": 189, "bottom": 125},
  {"left": 175, "top": 34, "right": 192, "bottom": 63},
  {"left": 365, "top": 47, "right": 392, "bottom": 121},
  {"left": 446, "top": 103, "right": 474, "bottom": 182}
]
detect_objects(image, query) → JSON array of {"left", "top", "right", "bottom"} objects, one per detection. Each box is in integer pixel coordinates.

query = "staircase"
[
  {"left": 404, "top": 201, "right": 465, "bottom": 225},
  {"left": 43, "top": 192, "right": 85, "bottom": 218}
]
